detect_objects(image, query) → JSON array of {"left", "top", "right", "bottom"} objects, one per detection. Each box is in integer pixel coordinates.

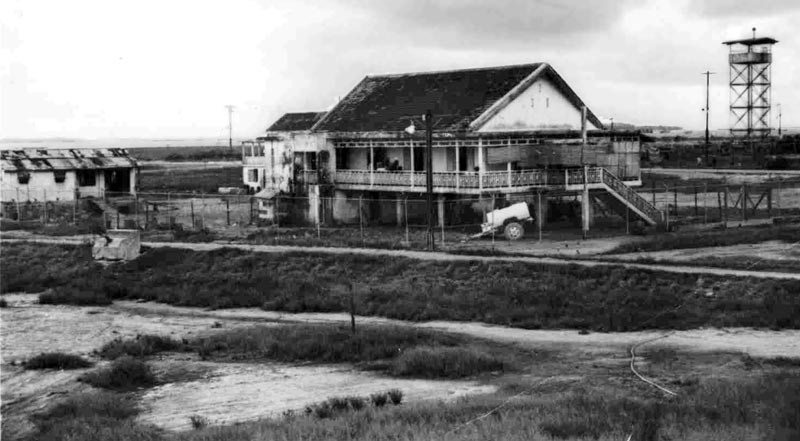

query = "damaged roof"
[
  {"left": 312, "top": 63, "right": 603, "bottom": 133},
  {"left": 267, "top": 112, "right": 326, "bottom": 132},
  {"left": 0, "top": 148, "right": 138, "bottom": 173}
]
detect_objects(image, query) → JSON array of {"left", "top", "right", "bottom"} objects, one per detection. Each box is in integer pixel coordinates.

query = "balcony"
[{"left": 332, "top": 168, "right": 636, "bottom": 193}]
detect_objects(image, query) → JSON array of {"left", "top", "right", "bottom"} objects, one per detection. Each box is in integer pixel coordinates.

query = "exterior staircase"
[{"left": 598, "top": 169, "right": 662, "bottom": 226}]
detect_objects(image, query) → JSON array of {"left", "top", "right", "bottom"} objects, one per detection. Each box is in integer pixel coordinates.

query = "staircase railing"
[{"left": 601, "top": 168, "right": 663, "bottom": 223}]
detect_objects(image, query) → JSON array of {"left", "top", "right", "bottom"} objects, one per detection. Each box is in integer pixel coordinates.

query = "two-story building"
[{"left": 244, "top": 62, "right": 661, "bottom": 232}]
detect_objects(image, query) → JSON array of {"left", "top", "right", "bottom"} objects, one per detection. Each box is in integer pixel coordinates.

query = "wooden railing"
[{"left": 600, "top": 168, "right": 662, "bottom": 223}]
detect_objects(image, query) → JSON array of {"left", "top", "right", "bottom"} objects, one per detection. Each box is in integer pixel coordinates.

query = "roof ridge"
[{"left": 366, "top": 62, "right": 542, "bottom": 79}]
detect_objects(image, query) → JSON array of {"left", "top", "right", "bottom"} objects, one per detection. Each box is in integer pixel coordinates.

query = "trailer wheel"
[{"left": 504, "top": 222, "right": 524, "bottom": 241}]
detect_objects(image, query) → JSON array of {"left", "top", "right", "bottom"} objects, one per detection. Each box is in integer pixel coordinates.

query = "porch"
[{"left": 332, "top": 167, "right": 642, "bottom": 194}]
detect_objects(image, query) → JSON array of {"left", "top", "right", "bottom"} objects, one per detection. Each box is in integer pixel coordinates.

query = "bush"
[
  {"left": 34, "top": 392, "right": 140, "bottom": 422},
  {"left": 189, "top": 414, "right": 209, "bottom": 430},
  {"left": 388, "top": 389, "right": 403, "bottom": 405},
  {"left": 370, "top": 392, "right": 388, "bottom": 407},
  {"left": 81, "top": 356, "right": 156, "bottom": 391},
  {"left": 0, "top": 298, "right": 7, "bottom": 308},
  {"left": 392, "top": 346, "right": 506, "bottom": 378},
  {"left": 39, "top": 289, "right": 112, "bottom": 306},
  {"left": 193, "top": 324, "right": 462, "bottom": 364},
  {"left": 98, "top": 335, "right": 184, "bottom": 359},
  {"left": 25, "top": 352, "right": 93, "bottom": 370}
]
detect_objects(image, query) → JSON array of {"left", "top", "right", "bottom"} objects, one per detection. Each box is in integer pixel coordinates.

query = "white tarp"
[{"left": 92, "top": 229, "right": 140, "bottom": 261}]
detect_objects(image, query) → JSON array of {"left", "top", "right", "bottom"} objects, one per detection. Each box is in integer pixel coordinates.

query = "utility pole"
[
  {"left": 424, "top": 110, "right": 434, "bottom": 251},
  {"left": 702, "top": 71, "right": 715, "bottom": 165},
  {"left": 778, "top": 103, "right": 782, "bottom": 137},
  {"left": 225, "top": 105, "right": 235, "bottom": 151}
]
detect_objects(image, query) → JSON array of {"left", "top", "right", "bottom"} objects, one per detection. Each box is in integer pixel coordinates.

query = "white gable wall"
[{"left": 477, "top": 77, "right": 600, "bottom": 132}]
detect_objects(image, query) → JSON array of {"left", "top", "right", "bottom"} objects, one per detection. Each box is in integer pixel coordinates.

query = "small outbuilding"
[{"left": 1, "top": 148, "right": 139, "bottom": 202}]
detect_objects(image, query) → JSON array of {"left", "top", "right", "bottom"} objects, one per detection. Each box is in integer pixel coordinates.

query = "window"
[
  {"left": 17, "top": 171, "right": 30, "bottom": 185},
  {"left": 546, "top": 97, "right": 550, "bottom": 108},
  {"left": 247, "top": 168, "right": 258, "bottom": 183},
  {"left": 530, "top": 98, "right": 535, "bottom": 109},
  {"left": 76, "top": 170, "right": 96, "bottom": 186},
  {"left": 54, "top": 170, "right": 66, "bottom": 183}
]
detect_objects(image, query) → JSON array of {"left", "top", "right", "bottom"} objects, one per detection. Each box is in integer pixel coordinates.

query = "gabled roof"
[
  {"left": 0, "top": 148, "right": 137, "bottom": 172},
  {"left": 312, "top": 63, "right": 603, "bottom": 133},
  {"left": 267, "top": 112, "right": 326, "bottom": 132}
]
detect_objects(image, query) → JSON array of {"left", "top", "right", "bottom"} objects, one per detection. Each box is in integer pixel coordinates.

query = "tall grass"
[
  {"left": 80, "top": 357, "right": 156, "bottom": 391},
  {"left": 392, "top": 346, "right": 506, "bottom": 378},
  {"left": 4, "top": 242, "right": 800, "bottom": 330},
  {"left": 25, "top": 353, "right": 93, "bottom": 370},
  {"left": 98, "top": 334, "right": 184, "bottom": 359}
]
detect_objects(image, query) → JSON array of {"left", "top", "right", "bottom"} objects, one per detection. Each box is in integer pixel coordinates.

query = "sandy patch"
[{"left": 138, "top": 361, "right": 494, "bottom": 431}]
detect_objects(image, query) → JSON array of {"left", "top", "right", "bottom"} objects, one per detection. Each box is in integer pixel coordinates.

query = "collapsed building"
[{"left": 242, "top": 63, "right": 662, "bottom": 233}]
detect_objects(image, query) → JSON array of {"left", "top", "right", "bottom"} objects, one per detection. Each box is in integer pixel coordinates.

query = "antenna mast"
[{"left": 225, "top": 105, "right": 235, "bottom": 151}]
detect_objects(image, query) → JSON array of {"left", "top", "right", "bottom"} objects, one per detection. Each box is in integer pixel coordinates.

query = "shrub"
[
  {"left": 388, "top": 389, "right": 403, "bottom": 405},
  {"left": 189, "top": 414, "right": 209, "bottom": 430},
  {"left": 392, "top": 346, "right": 505, "bottom": 378},
  {"left": 81, "top": 356, "right": 156, "bottom": 391},
  {"left": 39, "top": 288, "right": 112, "bottom": 306},
  {"left": 98, "top": 335, "right": 184, "bottom": 359},
  {"left": 34, "top": 392, "right": 140, "bottom": 422},
  {"left": 370, "top": 392, "right": 388, "bottom": 407},
  {"left": 0, "top": 298, "right": 7, "bottom": 308},
  {"left": 25, "top": 352, "right": 93, "bottom": 370}
]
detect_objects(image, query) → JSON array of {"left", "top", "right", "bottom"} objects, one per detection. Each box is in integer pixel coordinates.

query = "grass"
[
  {"left": 4, "top": 242, "right": 800, "bottom": 331},
  {"left": 392, "top": 346, "right": 506, "bottom": 378},
  {"left": 25, "top": 353, "right": 93, "bottom": 370},
  {"left": 128, "top": 146, "right": 240, "bottom": 162},
  {"left": 633, "top": 255, "right": 800, "bottom": 274},
  {"left": 39, "top": 289, "right": 113, "bottom": 306},
  {"left": 168, "top": 371, "right": 798, "bottom": 440},
  {"left": 138, "top": 165, "right": 242, "bottom": 193},
  {"left": 607, "top": 223, "right": 800, "bottom": 254},
  {"left": 98, "top": 334, "right": 184, "bottom": 359},
  {"left": 26, "top": 391, "right": 160, "bottom": 441},
  {"left": 96, "top": 325, "right": 511, "bottom": 379},
  {"left": 80, "top": 356, "right": 157, "bottom": 391}
]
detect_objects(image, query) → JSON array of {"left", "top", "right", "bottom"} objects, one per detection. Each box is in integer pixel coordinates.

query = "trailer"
[{"left": 470, "top": 202, "right": 533, "bottom": 241}]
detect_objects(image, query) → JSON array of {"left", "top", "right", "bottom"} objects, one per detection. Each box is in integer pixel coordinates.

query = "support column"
[
  {"left": 477, "top": 139, "right": 484, "bottom": 191},
  {"left": 396, "top": 194, "right": 403, "bottom": 227},
  {"left": 409, "top": 140, "right": 415, "bottom": 189},
  {"left": 437, "top": 196, "right": 445, "bottom": 228},
  {"left": 581, "top": 190, "right": 592, "bottom": 237}
]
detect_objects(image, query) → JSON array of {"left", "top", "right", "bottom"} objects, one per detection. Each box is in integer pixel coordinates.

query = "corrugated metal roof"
[{"left": 0, "top": 148, "right": 138, "bottom": 172}]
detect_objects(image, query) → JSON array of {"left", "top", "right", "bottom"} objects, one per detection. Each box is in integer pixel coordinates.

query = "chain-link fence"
[{"left": 3, "top": 179, "right": 800, "bottom": 249}]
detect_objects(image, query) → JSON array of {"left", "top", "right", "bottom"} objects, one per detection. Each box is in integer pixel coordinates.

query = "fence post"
[
  {"left": 723, "top": 186, "right": 729, "bottom": 226},
  {"left": 43, "top": 190, "right": 48, "bottom": 224},
  {"left": 116, "top": 210, "right": 120, "bottom": 229},
  {"left": 167, "top": 192, "right": 172, "bottom": 231},
  {"left": 491, "top": 194, "right": 496, "bottom": 248},
  {"left": 537, "top": 190, "right": 543, "bottom": 242},
  {"left": 145, "top": 201, "right": 149, "bottom": 230},
  {"left": 716, "top": 190, "right": 722, "bottom": 224},
  {"left": 358, "top": 195, "right": 364, "bottom": 248},
  {"left": 673, "top": 185, "right": 677, "bottom": 218},
  {"left": 440, "top": 199, "right": 445, "bottom": 246},
  {"left": 693, "top": 186, "right": 698, "bottom": 216},
  {"left": 191, "top": 200, "right": 195, "bottom": 229},
  {"left": 777, "top": 179, "right": 782, "bottom": 217},
  {"left": 741, "top": 183, "right": 746, "bottom": 222},
  {"left": 703, "top": 183, "right": 707, "bottom": 224},
  {"left": 134, "top": 194, "right": 139, "bottom": 229},
  {"left": 404, "top": 196, "right": 409, "bottom": 246},
  {"left": 226, "top": 198, "right": 230, "bottom": 226},
  {"left": 73, "top": 196, "right": 77, "bottom": 225},
  {"left": 317, "top": 197, "right": 321, "bottom": 240}
]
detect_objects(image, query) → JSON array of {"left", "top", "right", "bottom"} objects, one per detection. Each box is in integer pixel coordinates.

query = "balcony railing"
[{"left": 332, "top": 168, "right": 629, "bottom": 191}]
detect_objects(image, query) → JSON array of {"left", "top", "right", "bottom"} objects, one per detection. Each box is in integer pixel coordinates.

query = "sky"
[{"left": 2, "top": 0, "right": 799, "bottom": 140}]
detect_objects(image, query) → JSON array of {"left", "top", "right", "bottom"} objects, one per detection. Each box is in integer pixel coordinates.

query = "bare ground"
[
  {"left": 3, "top": 295, "right": 799, "bottom": 436},
  {"left": 606, "top": 240, "right": 800, "bottom": 264}
]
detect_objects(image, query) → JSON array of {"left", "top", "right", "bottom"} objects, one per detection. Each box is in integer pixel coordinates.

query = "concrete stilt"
[
  {"left": 396, "top": 195, "right": 403, "bottom": 227},
  {"left": 437, "top": 196, "right": 445, "bottom": 228}
]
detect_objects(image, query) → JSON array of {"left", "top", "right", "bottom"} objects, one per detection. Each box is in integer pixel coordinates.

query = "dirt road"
[{"left": 4, "top": 234, "right": 799, "bottom": 280}]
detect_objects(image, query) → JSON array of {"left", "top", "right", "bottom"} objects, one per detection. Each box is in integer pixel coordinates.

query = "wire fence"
[{"left": 2, "top": 179, "right": 800, "bottom": 249}]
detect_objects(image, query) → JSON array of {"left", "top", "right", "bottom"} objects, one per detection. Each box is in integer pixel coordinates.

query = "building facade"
[
  {"left": 244, "top": 63, "right": 661, "bottom": 231},
  {"left": 1, "top": 148, "right": 139, "bottom": 203}
]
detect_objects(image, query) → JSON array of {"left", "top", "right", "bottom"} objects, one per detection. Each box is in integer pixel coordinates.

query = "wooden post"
[
  {"left": 694, "top": 186, "right": 698, "bottom": 216},
  {"left": 767, "top": 187, "right": 772, "bottom": 217},
  {"left": 134, "top": 194, "right": 139, "bottom": 229},
  {"left": 404, "top": 196, "right": 409, "bottom": 246},
  {"left": 703, "top": 182, "right": 707, "bottom": 224},
  {"left": 145, "top": 201, "right": 149, "bottom": 230},
  {"left": 350, "top": 284, "right": 357, "bottom": 335},
  {"left": 116, "top": 210, "right": 120, "bottom": 229},
  {"left": 651, "top": 181, "right": 656, "bottom": 206},
  {"left": 537, "top": 190, "right": 543, "bottom": 242},
  {"left": 226, "top": 198, "right": 230, "bottom": 226},
  {"left": 359, "top": 195, "right": 364, "bottom": 247},
  {"left": 43, "top": 189, "right": 48, "bottom": 224},
  {"left": 723, "top": 186, "right": 729, "bottom": 225},
  {"left": 191, "top": 200, "right": 195, "bottom": 228},
  {"left": 673, "top": 185, "right": 678, "bottom": 218},
  {"left": 777, "top": 179, "right": 782, "bottom": 217},
  {"left": 490, "top": 194, "right": 496, "bottom": 247},
  {"left": 741, "top": 184, "right": 746, "bottom": 222}
]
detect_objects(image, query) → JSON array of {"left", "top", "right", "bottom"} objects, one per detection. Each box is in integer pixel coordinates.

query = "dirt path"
[
  {"left": 3, "top": 234, "right": 800, "bottom": 280},
  {"left": 607, "top": 240, "right": 800, "bottom": 263}
]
